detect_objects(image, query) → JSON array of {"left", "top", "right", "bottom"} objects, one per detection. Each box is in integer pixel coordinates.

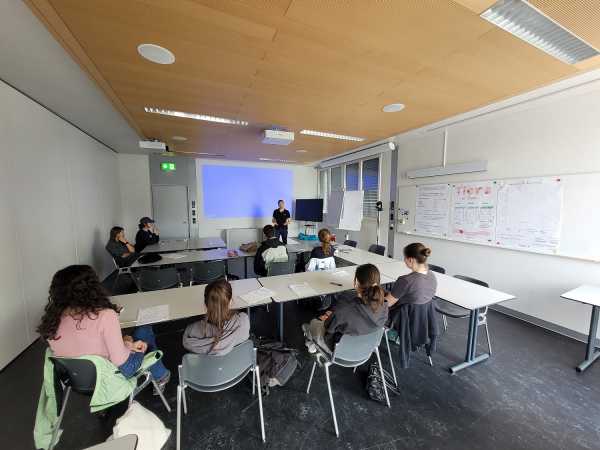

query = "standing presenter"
[{"left": 272, "top": 199, "right": 291, "bottom": 244}]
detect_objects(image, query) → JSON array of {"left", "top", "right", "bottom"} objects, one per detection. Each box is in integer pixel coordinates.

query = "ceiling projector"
[
  {"left": 262, "top": 129, "right": 294, "bottom": 145},
  {"left": 139, "top": 140, "right": 167, "bottom": 151}
]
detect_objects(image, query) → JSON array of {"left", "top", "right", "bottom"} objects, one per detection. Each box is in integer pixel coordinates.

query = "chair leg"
[
  {"left": 176, "top": 385, "right": 182, "bottom": 450},
  {"left": 251, "top": 369, "right": 256, "bottom": 396},
  {"left": 49, "top": 386, "right": 71, "bottom": 450},
  {"left": 151, "top": 378, "right": 171, "bottom": 412},
  {"left": 428, "top": 355, "right": 433, "bottom": 367},
  {"left": 484, "top": 322, "right": 492, "bottom": 356},
  {"left": 324, "top": 364, "right": 339, "bottom": 437},
  {"left": 375, "top": 348, "right": 391, "bottom": 408},
  {"left": 384, "top": 330, "right": 398, "bottom": 386},
  {"left": 182, "top": 386, "right": 188, "bottom": 415},
  {"left": 306, "top": 361, "right": 317, "bottom": 394},
  {"left": 256, "top": 366, "right": 266, "bottom": 443}
]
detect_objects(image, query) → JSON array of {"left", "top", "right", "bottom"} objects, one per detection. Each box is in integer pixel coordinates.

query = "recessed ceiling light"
[
  {"left": 299, "top": 129, "right": 365, "bottom": 142},
  {"left": 296, "top": 149, "right": 308, "bottom": 153},
  {"left": 481, "top": 0, "right": 599, "bottom": 65},
  {"left": 382, "top": 103, "right": 405, "bottom": 113},
  {"left": 144, "top": 107, "right": 249, "bottom": 126},
  {"left": 259, "top": 157, "right": 297, "bottom": 163},
  {"left": 172, "top": 136, "right": 187, "bottom": 142},
  {"left": 137, "top": 44, "right": 175, "bottom": 64}
]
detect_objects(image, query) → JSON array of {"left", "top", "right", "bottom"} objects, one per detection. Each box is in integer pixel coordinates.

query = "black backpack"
[
  {"left": 366, "top": 361, "right": 400, "bottom": 402},
  {"left": 254, "top": 338, "right": 300, "bottom": 395}
]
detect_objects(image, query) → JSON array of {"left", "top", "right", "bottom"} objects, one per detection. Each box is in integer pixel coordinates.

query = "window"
[
  {"left": 319, "top": 170, "right": 328, "bottom": 211},
  {"left": 330, "top": 166, "right": 343, "bottom": 191},
  {"left": 362, "top": 158, "right": 380, "bottom": 218},
  {"left": 345, "top": 163, "right": 359, "bottom": 191}
]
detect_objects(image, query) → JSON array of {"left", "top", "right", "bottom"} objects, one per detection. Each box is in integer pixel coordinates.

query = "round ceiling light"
[
  {"left": 382, "top": 103, "right": 405, "bottom": 113},
  {"left": 172, "top": 136, "right": 187, "bottom": 142},
  {"left": 137, "top": 44, "right": 175, "bottom": 64}
]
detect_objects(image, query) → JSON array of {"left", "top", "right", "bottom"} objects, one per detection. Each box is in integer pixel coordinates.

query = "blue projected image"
[{"left": 202, "top": 165, "right": 293, "bottom": 218}]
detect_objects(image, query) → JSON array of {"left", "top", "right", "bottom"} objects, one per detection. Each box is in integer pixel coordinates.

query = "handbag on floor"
[
  {"left": 366, "top": 362, "right": 400, "bottom": 402},
  {"left": 111, "top": 401, "right": 170, "bottom": 450},
  {"left": 255, "top": 338, "right": 300, "bottom": 394}
]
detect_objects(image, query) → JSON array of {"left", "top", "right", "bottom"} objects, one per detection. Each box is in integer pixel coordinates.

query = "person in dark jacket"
[
  {"left": 254, "top": 224, "right": 288, "bottom": 277},
  {"left": 105, "top": 226, "right": 138, "bottom": 267},
  {"left": 134, "top": 217, "right": 160, "bottom": 253},
  {"left": 303, "top": 263, "right": 388, "bottom": 354}
]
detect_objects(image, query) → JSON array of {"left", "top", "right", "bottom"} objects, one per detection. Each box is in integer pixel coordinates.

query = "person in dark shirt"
[
  {"left": 254, "top": 225, "right": 287, "bottom": 277},
  {"left": 385, "top": 243, "right": 437, "bottom": 307},
  {"left": 134, "top": 217, "right": 160, "bottom": 253},
  {"left": 105, "top": 226, "right": 138, "bottom": 267},
  {"left": 302, "top": 263, "right": 388, "bottom": 353},
  {"left": 310, "top": 228, "right": 335, "bottom": 260},
  {"left": 272, "top": 199, "right": 291, "bottom": 244}
]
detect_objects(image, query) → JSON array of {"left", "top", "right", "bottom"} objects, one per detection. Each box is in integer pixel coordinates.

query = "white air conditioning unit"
[
  {"left": 262, "top": 130, "right": 294, "bottom": 145},
  {"left": 139, "top": 140, "right": 167, "bottom": 152}
]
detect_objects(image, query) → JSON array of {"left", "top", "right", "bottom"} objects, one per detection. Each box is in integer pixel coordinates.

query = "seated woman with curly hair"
[{"left": 37, "top": 265, "right": 170, "bottom": 391}]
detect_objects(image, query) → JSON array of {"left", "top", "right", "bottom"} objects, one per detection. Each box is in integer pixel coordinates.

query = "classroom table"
[
  {"left": 377, "top": 261, "right": 515, "bottom": 374},
  {"left": 561, "top": 285, "right": 600, "bottom": 372},
  {"left": 131, "top": 248, "right": 253, "bottom": 269},
  {"left": 258, "top": 267, "right": 395, "bottom": 341},
  {"left": 113, "top": 278, "right": 267, "bottom": 328},
  {"left": 141, "top": 237, "right": 227, "bottom": 253},
  {"left": 334, "top": 244, "right": 393, "bottom": 266},
  {"left": 85, "top": 435, "right": 138, "bottom": 450}
]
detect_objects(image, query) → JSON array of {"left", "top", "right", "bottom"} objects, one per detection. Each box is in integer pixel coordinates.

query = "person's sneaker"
[
  {"left": 153, "top": 370, "right": 171, "bottom": 396},
  {"left": 305, "top": 340, "right": 317, "bottom": 354}
]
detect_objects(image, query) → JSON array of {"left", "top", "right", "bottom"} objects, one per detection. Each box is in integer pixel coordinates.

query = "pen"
[{"left": 330, "top": 282, "right": 343, "bottom": 287}]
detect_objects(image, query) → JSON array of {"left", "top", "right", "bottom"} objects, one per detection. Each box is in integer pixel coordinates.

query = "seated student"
[
  {"left": 254, "top": 224, "right": 288, "bottom": 277},
  {"left": 106, "top": 226, "right": 138, "bottom": 267},
  {"left": 385, "top": 243, "right": 437, "bottom": 308},
  {"left": 134, "top": 217, "right": 160, "bottom": 253},
  {"left": 303, "top": 263, "right": 388, "bottom": 354},
  {"left": 307, "top": 228, "right": 336, "bottom": 271},
  {"left": 182, "top": 279, "right": 250, "bottom": 355},
  {"left": 38, "top": 265, "right": 170, "bottom": 390}
]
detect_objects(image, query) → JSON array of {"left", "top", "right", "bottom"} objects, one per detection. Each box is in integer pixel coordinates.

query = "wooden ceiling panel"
[{"left": 26, "top": 0, "right": 600, "bottom": 164}]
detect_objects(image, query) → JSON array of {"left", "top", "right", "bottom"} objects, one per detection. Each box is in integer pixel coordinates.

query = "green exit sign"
[{"left": 160, "top": 162, "right": 176, "bottom": 172}]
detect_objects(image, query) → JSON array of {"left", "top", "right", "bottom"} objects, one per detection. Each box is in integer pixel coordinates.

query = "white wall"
[
  {"left": 0, "top": 80, "right": 122, "bottom": 368},
  {"left": 118, "top": 154, "right": 152, "bottom": 239},
  {"left": 394, "top": 80, "right": 600, "bottom": 338},
  {"left": 195, "top": 159, "right": 318, "bottom": 239}
]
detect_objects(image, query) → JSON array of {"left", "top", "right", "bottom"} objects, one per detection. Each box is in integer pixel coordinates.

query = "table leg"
[
  {"left": 279, "top": 302, "right": 284, "bottom": 342},
  {"left": 244, "top": 256, "right": 248, "bottom": 279},
  {"left": 576, "top": 305, "right": 600, "bottom": 372},
  {"left": 450, "top": 308, "right": 489, "bottom": 374}
]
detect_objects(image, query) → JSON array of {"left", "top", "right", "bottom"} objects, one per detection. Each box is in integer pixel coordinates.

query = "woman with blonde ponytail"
[
  {"left": 302, "top": 263, "right": 388, "bottom": 354},
  {"left": 310, "top": 228, "right": 334, "bottom": 259},
  {"left": 182, "top": 279, "right": 250, "bottom": 355}
]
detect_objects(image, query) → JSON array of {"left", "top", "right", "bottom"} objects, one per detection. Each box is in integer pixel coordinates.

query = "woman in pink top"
[{"left": 38, "top": 265, "right": 169, "bottom": 388}]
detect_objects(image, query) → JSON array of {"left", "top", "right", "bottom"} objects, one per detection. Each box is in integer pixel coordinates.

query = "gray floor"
[{"left": 2, "top": 298, "right": 600, "bottom": 450}]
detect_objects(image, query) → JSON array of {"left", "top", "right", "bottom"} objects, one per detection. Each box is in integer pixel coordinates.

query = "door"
[{"left": 152, "top": 185, "right": 190, "bottom": 238}]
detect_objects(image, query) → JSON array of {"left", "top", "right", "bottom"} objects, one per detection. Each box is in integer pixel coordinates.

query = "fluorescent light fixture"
[
  {"left": 137, "top": 44, "right": 175, "bottom": 64},
  {"left": 259, "top": 157, "right": 297, "bottom": 163},
  {"left": 177, "top": 151, "right": 226, "bottom": 158},
  {"left": 382, "top": 103, "right": 405, "bottom": 113},
  {"left": 300, "top": 129, "right": 365, "bottom": 142},
  {"left": 296, "top": 149, "right": 308, "bottom": 153},
  {"left": 406, "top": 161, "right": 488, "bottom": 179},
  {"left": 481, "top": 0, "right": 599, "bottom": 65},
  {"left": 144, "top": 107, "right": 249, "bottom": 126},
  {"left": 171, "top": 136, "right": 187, "bottom": 141}
]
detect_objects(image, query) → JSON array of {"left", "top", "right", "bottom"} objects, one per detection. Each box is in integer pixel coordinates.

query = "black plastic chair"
[
  {"left": 135, "top": 267, "right": 181, "bottom": 291},
  {"left": 343, "top": 240, "right": 357, "bottom": 248},
  {"left": 434, "top": 275, "right": 492, "bottom": 355},
  {"left": 368, "top": 244, "right": 385, "bottom": 256},
  {"left": 189, "top": 260, "right": 227, "bottom": 286},
  {"left": 267, "top": 253, "right": 297, "bottom": 276},
  {"left": 428, "top": 264, "right": 446, "bottom": 274},
  {"left": 48, "top": 357, "right": 169, "bottom": 450}
]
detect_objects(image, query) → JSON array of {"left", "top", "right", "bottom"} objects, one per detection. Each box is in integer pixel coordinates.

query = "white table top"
[
  {"left": 141, "top": 237, "right": 227, "bottom": 253},
  {"left": 561, "top": 285, "right": 600, "bottom": 307},
  {"left": 113, "top": 278, "right": 265, "bottom": 328},
  {"left": 85, "top": 435, "right": 137, "bottom": 450},
  {"left": 131, "top": 248, "right": 253, "bottom": 268},
  {"left": 334, "top": 244, "right": 393, "bottom": 266},
  {"left": 258, "top": 267, "right": 395, "bottom": 303},
  {"left": 376, "top": 261, "right": 515, "bottom": 310}
]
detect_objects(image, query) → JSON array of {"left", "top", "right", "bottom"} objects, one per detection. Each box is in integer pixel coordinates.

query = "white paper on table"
[
  {"left": 137, "top": 304, "right": 170, "bottom": 325},
  {"left": 331, "top": 270, "right": 350, "bottom": 277},
  {"left": 240, "top": 287, "right": 275, "bottom": 305},
  {"left": 161, "top": 253, "right": 186, "bottom": 260},
  {"left": 289, "top": 282, "right": 318, "bottom": 298}
]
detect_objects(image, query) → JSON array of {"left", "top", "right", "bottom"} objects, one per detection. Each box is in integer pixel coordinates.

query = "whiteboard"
[
  {"left": 396, "top": 173, "right": 600, "bottom": 262},
  {"left": 414, "top": 184, "right": 450, "bottom": 237},
  {"left": 326, "top": 190, "right": 364, "bottom": 231},
  {"left": 450, "top": 181, "right": 497, "bottom": 244},
  {"left": 326, "top": 191, "right": 344, "bottom": 228}
]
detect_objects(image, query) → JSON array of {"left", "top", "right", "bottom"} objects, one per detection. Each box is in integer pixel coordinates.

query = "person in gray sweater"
[
  {"left": 182, "top": 279, "right": 250, "bottom": 356},
  {"left": 303, "top": 263, "right": 388, "bottom": 354}
]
